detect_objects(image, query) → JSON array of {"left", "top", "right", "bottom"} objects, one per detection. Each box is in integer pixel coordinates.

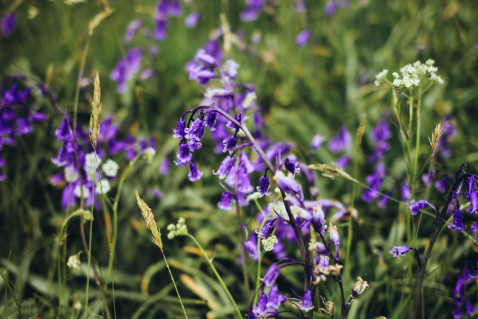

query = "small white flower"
[
  {"left": 64, "top": 166, "right": 78, "bottom": 182},
  {"left": 261, "top": 234, "right": 278, "bottom": 252},
  {"left": 67, "top": 255, "right": 80, "bottom": 269},
  {"left": 242, "top": 91, "right": 257, "bottom": 109},
  {"left": 102, "top": 159, "right": 119, "bottom": 177},
  {"left": 85, "top": 152, "right": 101, "bottom": 169},
  {"left": 143, "top": 147, "right": 156, "bottom": 163},
  {"left": 246, "top": 192, "right": 262, "bottom": 201},
  {"left": 74, "top": 185, "right": 90, "bottom": 199},
  {"left": 374, "top": 69, "right": 388, "bottom": 86},
  {"left": 95, "top": 179, "right": 111, "bottom": 194}
]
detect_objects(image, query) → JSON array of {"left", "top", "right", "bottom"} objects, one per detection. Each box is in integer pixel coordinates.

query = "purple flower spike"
[
  {"left": 263, "top": 264, "right": 280, "bottom": 287},
  {"left": 188, "top": 161, "right": 203, "bottom": 182},
  {"left": 218, "top": 192, "right": 232, "bottom": 211},
  {"left": 295, "top": 30, "right": 310, "bottom": 47},
  {"left": 389, "top": 245, "right": 410, "bottom": 259},
  {"left": 409, "top": 199, "right": 436, "bottom": 216},
  {"left": 257, "top": 174, "right": 271, "bottom": 197},
  {"left": 1, "top": 13, "right": 16, "bottom": 37},
  {"left": 299, "top": 290, "right": 314, "bottom": 311}
]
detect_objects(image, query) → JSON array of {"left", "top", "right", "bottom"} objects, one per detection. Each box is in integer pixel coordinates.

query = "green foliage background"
[{"left": 0, "top": 0, "right": 477, "bottom": 318}]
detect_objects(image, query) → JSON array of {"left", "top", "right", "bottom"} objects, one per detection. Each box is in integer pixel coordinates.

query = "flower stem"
[{"left": 186, "top": 234, "right": 242, "bottom": 319}]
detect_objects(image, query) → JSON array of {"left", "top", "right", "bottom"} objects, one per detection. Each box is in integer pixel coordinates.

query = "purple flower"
[
  {"left": 218, "top": 191, "right": 232, "bottom": 210},
  {"left": 185, "top": 12, "right": 200, "bottom": 28},
  {"left": 273, "top": 171, "right": 304, "bottom": 202},
  {"left": 409, "top": 199, "right": 436, "bottom": 216},
  {"left": 295, "top": 30, "right": 310, "bottom": 47},
  {"left": 328, "top": 126, "right": 350, "bottom": 153},
  {"left": 204, "top": 111, "right": 217, "bottom": 131},
  {"left": 362, "top": 164, "right": 385, "bottom": 202},
  {"left": 241, "top": 0, "right": 263, "bottom": 21},
  {"left": 159, "top": 157, "right": 169, "bottom": 175},
  {"left": 263, "top": 264, "right": 280, "bottom": 287},
  {"left": 266, "top": 285, "right": 286, "bottom": 314},
  {"left": 299, "top": 290, "right": 314, "bottom": 311},
  {"left": 328, "top": 224, "right": 341, "bottom": 261},
  {"left": 284, "top": 157, "right": 300, "bottom": 176},
  {"left": 111, "top": 48, "right": 142, "bottom": 93},
  {"left": 311, "top": 135, "right": 325, "bottom": 152},
  {"left": 185, "top": 118, "right": 204, "bottom": 141},
  {"left": 174, "top": 140, "right": 192, "bottom": 166},
  {"left": 448, "top": 209, "right": 466, "bottom": 231},
  {"left": 466, "top": 176, "right": 478, "bottom": 214},
  {"left": 294, "top": 0, "right": 307, "bottom": 13},
  {"left": 369, "top": 117, "right": 391, "bottom": 162},
  {"left": 388, "top": 245, "right": 410, "bottom": 259},
  {"left": 257, "top": 174, "right": 271, "bottom": 197},
  {"left": 401, "top": 183, "right": 410, "bottom": 201},
  {"left": 213, "top": 155, "right": 235, "bottom": 179},
  {"left": 188, "top": 161, "right": 203, "bottom": 182},
  {"left": 436, "top": 114, "right": 456, "bottom": 159},
  {"left": 435, "top": 175, "right": 451, "bottom": 193},
  {"left": 244, "top": 234, "right": 259, "bottom": 261},
  {"left": 173, "top": 118, "right": 186, "bottom": 139},
  {"left": 253, "top": 293, "right": 268, "bottom": 317},
  {"left": 124, "top": 19, "right": 142, "bottom": 43},
  {"left": 222, "top": 135, "right": 238, "bottom": 153},
  {"left": 1, "top": 13, "right": 16, "bottom": 37}
]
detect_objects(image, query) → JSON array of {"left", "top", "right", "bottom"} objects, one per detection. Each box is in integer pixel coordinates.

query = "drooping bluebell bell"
[
  {"left": 265, "top": 285, "right": 286, "bottom": 314},
  {"left": 311, "top": 135, "right": 325, "bottom": 152},
  {"left": 185, "top": 12, "right": 200, "bottom": 28},
  {"left": 435, "top": 174, "right": 451, "bottom": 193},
  {"left": 1, "top": 13, "right": 16, "bottom": 37},
  {"left": 362, "top": 163, "right": 385, "bottom": 202},
  {"left": 369, "top": 117, "right": 391, "bottom": 162},
  {"left": 174, "top": 140, "right": 192, "bottom": 166},
  {"left": 188, "top": 161, "right": 202, "bottom": 182},
  {"left": 124, "top": 19, "right": 142, "bottom": 43},
  {"left": 110, "top": 48, "right": 142, "bottom": 93},
  {"left": 204, "top": 111, "right": 217, "bottom": 131},
  {"left": 252, "top": 292, "right": 269, "bottom": 317},
  {"left": 273, "top": 171, "right": 304, "bottom": 202},
  {"left": 436, "top": 114, "right": 456, "bottom": 160},
  {"left": 185, "top": 118, "right": 205, "bottom": 141},
  {"left": 257, "top": 174, "right": 271, "bottom": 197},
  {"left": 409, "top": 199, "right": 436, "bottom": 216},
  {"left": 213, "top": 155, "right": 235, "bottom": 179},
  {"left": 154, "top": 0, "right": 181, "bottom": 41},
  {"left": 222, "top": 135, "right": 238, "bottom": 153},
  {"left": 451, "top": 266, "right": 478, "bottom": 318},
  {"left": 218, "top": 191, "right": 233, "bottom": 211},
  {"left": 295, "top": 30, "right": 310, "bottom": 47},
  {"left": 328, "top": 224, "right": 341, "bottom": 261},
  {"left": 263, "top": 263, "right": 280, "bottom": 287},
  {"left": 328, "top": 126, "right": 350, "bottom": 153},
  {"left": 244, "top": 234, "right": 260, "bottom": 261},
  {"left": 284, "top": 157, "right": 300, "bottom": 176},
  {"left": 298, "top": 289, "right": 314, "bottom": 311},
  {"left": 401, "top": 183, "right": 410, "bottom": 201},
  {"left": 448, "top": 209, "right": 466, "bottom": 231},
  {"left": 388, "top": 245, "right": 410, "bottom": 259},
  {"left": 241, "top": 0, "right": 263, "bottom": 21},
  {"left": 465, "top": 176, "right": 478, "bottom": 214}
]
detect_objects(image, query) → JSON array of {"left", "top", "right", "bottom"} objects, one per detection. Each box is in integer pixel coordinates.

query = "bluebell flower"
[
  {"left": 328, "top": 126, "right": 350, "bottom": 153},
  {"left": 311, "top": 135, "right": 325, "bottom": 152},
  {"left": 213, "top": 155, "right": 235, "bottom": 179},
  {"left": 465, "top": 176, "right": 478, "bottom": 214},
  {"left": 448, "top": 209, "right": 466, "bottom": 231},
  {"left": 244, "top": 234, "right": 260, "bottom": 261},
  {"left": 1, "top": 13, "right": 16, "bottom": 37},
  {"left": 257, "top": 174, "right": 271, "bottom": 197},
  {"left": 409, "top": 199, "right": 436, "bottom": 216},
  {"left": 174, "top": 140, "right": 192, "bottom": 166},
  {"left": 266, "top": 285, "right": 286, "bottom": 314},
  {"left": 185, "top": 12, "right": 200, "bottom": 28},
  {"left": 436, "top": 114, "right": 456, "bottom": 160},
  {"left": 388, "top": 245, "right": 410, "bottom": 259},
  {"left": 124, "top": 19, "right": 142, "bottom": 43},
  {"left": 188, "top": 161, "right": 202, "bottom": 182},
  {"left": 295, "top": 30, "right": 310, "bottom": 47},
  {"left": 284, "top": 157, "right": 300, "bottom": 176},
  {"left": 273, "top": 171, "right": 304, "bottom": 202},
  {"left": 263, "top": 264, "right": 280, "bottom": 287},
  {"left": 299, "top": 290, "right": 314, "bottom": 311},
  {"left": 253, "top": 292, "right": 268, "bottom": 317},
  {"left": 111, "top": 48, "right": 142, "bottom": 93},
  {"left": 362, "top": 163, "right": 385, "bottom": 202},
  {"left": 369, "top": 117, "right": 391, "bottom": 162},
  {"left": 435, "top": 175, "right": 451, "bottom": 193},
  {"left": 401, "top": 183, "right": 410, "bottom": 201},
  {"left": 222, "top": 135, "right": 238, "bottom": 153},
  {"left": 241, "top": 0, "right": 263, "bottom": 21},
  {"left": 204, "top": 111, "right": 217, "bottom": 131},
  {"left": 218, "top": 191, "right": 232, "bottom": 211},
  {"left": 328, "top": 224, "right": 341, "bottom": 261}
]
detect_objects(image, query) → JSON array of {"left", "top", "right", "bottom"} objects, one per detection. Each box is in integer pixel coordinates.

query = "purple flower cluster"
[
  {"left": 0, "top": 77, "right": 46, "bottom": 181},
  {"left": 328, "top": 125, "right": 351, "bottom": 169},
  {"left": 241, "top": 0, "right": 263, "bottom": 22},
  {"left": 451, "top": 266, "right": 478, "bottom": 318},
  {"left": 154, "top": 0, "right": 181, "bottom": 41},
  {"left": 51, "top": 114, "right": 155, "bottom": 209}
]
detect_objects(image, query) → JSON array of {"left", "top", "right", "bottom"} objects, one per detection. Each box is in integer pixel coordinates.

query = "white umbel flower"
[
  {"left": 95, "top": 179, "right": 111, "bottom": 194},
  {"left": 102, "top": 159, "right": 119, "bottom": 177},
  {"left": 64, "top": 165, "right": 78, "bottom": 182}
]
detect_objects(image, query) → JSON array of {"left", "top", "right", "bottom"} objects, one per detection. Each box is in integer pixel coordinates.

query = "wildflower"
[
  {"left": 222, "top": 135, "right": 238, "bottom": 153},
  {"left": 261, "top": 234, "right": 278, "bottom": 252},
  {"left": 185, "top": 12, "right": 200, "bottom": 28},
  {"left": 369, "top": 117, "right": 391, "bottom": 162},
  {"left": 257, "top": 174, "right": 271, "bottom": 197},
  {"left": 67, "top": 254, "right": 81, "bottom": 269},
  {"left": 188, "top": 161, "right": 203, "bottom": 182},
  {"left": 102, "top": 159, "right": 119, "bottom": 177},
  {"left": 244, "top": 234, "right": 260, "bottom": 261},
  {"left": 263, "top": 264, "right": 280, "bottom": 287},
  {"left": 166, "top": 217, "right": 188, "bottom": 239},
  {"left": 273, "top": 171, "right": 304, "bottom": 201},
  {"left": 409, "top": 199, "right": 436, "bottom": 216},
  {"left": 174, "top": 140, "right": 192, "bottom": 166},
  {"left": 253, "top": 292, "right": 269, "bottom": 317},
  {"left": 110, "top": 48, "right": 142, "bottom": 93},
  {"left": 266, "top": 285, "right": 286, "bottom": 314},
  {"left": 284, "top": 157, "right": 300, "bottom": 176},
  {"left": 218, "top": 191, "right": 232, "bottom": 211},
  {"left": 362, "top": 164, "right": 385, "bottom": 202},
  {"left": 159, "top": 157, "right": 169, "bottom": 175},
  {"left": 465, "top": 176, "right": 478, "bottom": 214},
  {"left": 1, "top": 13, "right": 16, "bottom": 37},
  {"left": 401, "top": 183, "right": 410, "bottom": 201},
  {"left": 173, "top": 118, "right": 186, "bottom": 139},
  {"left": 388, "top": 245, "right": 410, "bottom": 259},
  {"left": 241, "top": 0, "right": 263, "bottom": 21},
  {"left": 328, "top": 224, "right": 341, "bottom": 260},
  {"left": 95, "top": 179, "right": 111, "bottom": 194},
  {"left": 311, "top": 135, "right": 325, "bottom": 152},
  {"left": 374, "top": 69, "right": 389, "bottom": 86},
  {"left": 448, "top": 209, "right": 466, "bottom": 231},
  {"left": 124, "top": 19, "right": 142, "bottom": 43},
  {"left": 295, "top": 30, "right": 310, "bottom": 47},
  {"left": 204, "top": 111, "right": 217, "bottom": 131},
  {"left": 213, "top": 155, "right": 235, "bottom": 179},
  {"left": 351, "top": 277, "right": 369, "bottom": 298},
  {"left": 328, "top": 126, "right": 350, "bottom": 153},
  {"left": 64, "top": 166, "right": 79, "bottom": 182},
  {"left": 436, "top": 114, "right": 456, "bottom": 159},
  {"left": 299, "top": 290, "right": 314, "bottom": 312}
]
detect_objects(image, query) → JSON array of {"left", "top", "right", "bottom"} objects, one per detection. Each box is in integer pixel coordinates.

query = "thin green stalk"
[
  {"left": 73, "top": 37, "right": 90, "bottom": 132},
  {"left": 186, "top": 234, "right": 242, "bottom": 319},
  {"left": 412, "top": 89, "right": 422, "bottom": 186},
  {"left": 252, "top": 198, "right": 266, "bottom": 305},
  {"left": 159, "top": 247, "right": 189, "bottom": 319}
]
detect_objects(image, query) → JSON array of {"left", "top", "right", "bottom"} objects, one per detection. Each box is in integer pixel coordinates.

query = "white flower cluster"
[
  {"left": 261, "top": 233, "right": 278, "bottom": 252},
  {"left": 167, "top": 217, "right": 188, "bottom": 239},
  {"left": 375, "top": 59, "right": 444, "bottom": 90},
  {"left": 67, "top": 254, "right": 80, "bottom": 269}
]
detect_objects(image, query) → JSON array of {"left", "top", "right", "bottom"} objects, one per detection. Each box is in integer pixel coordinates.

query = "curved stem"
[{"left": 185, "top": 234, "right": 242, "bottom": 319}]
